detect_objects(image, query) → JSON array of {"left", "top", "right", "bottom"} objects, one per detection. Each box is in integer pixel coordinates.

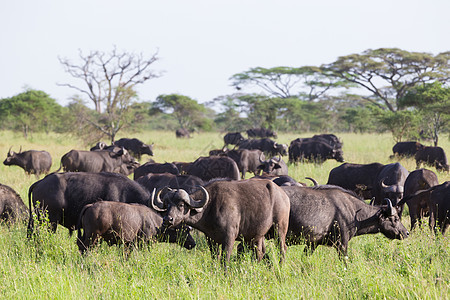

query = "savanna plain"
[{"left": 0, "top": 130, "right": 449, "bottom": 299}]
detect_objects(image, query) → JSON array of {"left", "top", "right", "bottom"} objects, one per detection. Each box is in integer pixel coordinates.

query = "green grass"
[{"left": 0, "top": 130, "right": 449, "bottom": 299}]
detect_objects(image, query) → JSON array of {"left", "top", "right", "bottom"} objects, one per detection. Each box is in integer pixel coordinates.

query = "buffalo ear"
[{"left": 274, "top": 164, "right": 281, "bottom": 169}]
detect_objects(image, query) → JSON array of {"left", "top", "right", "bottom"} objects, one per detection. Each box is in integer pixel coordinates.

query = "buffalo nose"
[{"left": 163, "top": 216, "right": 174, "bottom": 226}]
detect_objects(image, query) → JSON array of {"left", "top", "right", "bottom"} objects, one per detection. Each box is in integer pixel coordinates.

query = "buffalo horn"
[
  {"left": 19, "top": 145, "right": 22, "bottom": 153},
  {"left": 188, "top": 186, "right": 209, "bottom": 208},
  {"left": 7, "top": 146, "right": 12, "bottom": 156},
  {"left": 381, "top": 179, "right": 395, "bottom": 192},
  {"left": 259, "top": 152, "right": 265, "bottom": 163},
  {"left": 271, "top": 155, "right": 281, "bottom": 163},
  {"left": 151, "top": 188, "right": 167, "bottom": 212},
  {"left": 384, "top": 198, "right": 394, "bottom": 215},
  {"left": 305, "top": 177, "right": 318, "bottom": 186}
]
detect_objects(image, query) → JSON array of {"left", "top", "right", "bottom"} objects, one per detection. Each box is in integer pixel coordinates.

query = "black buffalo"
[
  {"left": 114, "top": 138, "right": 154, "bottom": 160},
  {"left": 0, "top": 183, "right": 28, "bottom": 223},
  {"left": 152, "top": 179, "right": 290, "bottom": 265},
  {"left": 176, "top": 128, "right": 191, "bottom": 139},
  {"left": 27, "top": 172, "right": 152, "bottom": 235},
  {"left": 290, "top": 134, "right": 343, "bottom": 151},
  {"left": 90, "top": 142, "right": 108, "bottom": 151},
  {"left": 61, "top": 149, "right": 138, "bottom": 176},
  {"left": 223, "top": 132, "right": 245, "bottom": 147},
  {"left": 133, "top": 162, "right": 180, "bottom": 180},
  {"left": 239, "top": 138, "right": 287, "bottom": 157},
  {"left": 289, "top": 140, "right": 344, "bottom": 164},
  {"left": 3, "top": 148, "right": 52, "bottom": 178},
  {"left": 401, "top": 169, "right": 439, "bottom": 229},
  {"left": 372, "top": 162, "right": 409, "bottom": 206},
  {"left": 415, "top": 146, "right": 449, "bottom": 172},
  {"left": 391, "top": 141, "right": 424, "bottom": 158},
  {"left": 187, "top": 156, "right": 241, "bottom": 181},
  {"left": 77, "top": 201, "right": 196, "bottom": 253},
  {"left": 136, "top": 173, "right": 204, "bottom": 194},
  {"left": 257, "top": 155, "right": 288, "bottom": 176},
  {"left": 327, "top": 162, "right": 385, "bottom": 199},
  {"left": 281, "top": 185, "right": 409, "bottom": 257},
  {"left": 246, "top": 128, "right": 278, "bottom": 139},
  {"left": 398, "top": 181, "right": 450, "bottom": 234}
]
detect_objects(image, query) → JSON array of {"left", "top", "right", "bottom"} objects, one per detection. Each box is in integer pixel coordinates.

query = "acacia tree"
[
  {"left": 58, "top": 47, "right": 161, "bottom": 142},
  {"left": 400, "top": 82, "right": 450, "bottom": 146},
  {"left": 326, "top": 48, "right": 450, "bottom": 112},
  {"left": 230, "top": 66, "right": 348, "bottom": 100}
]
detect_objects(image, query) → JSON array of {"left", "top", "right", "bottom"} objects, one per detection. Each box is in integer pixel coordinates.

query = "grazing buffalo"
[
  {"left": 239, "top": 138, "right": 287, "bottom": 157},
  {"left": 3, "top": 148, "right": 52, "bottom": 178},
  {"left": 225, "top": 149, "right": 264, "bottom": 179},
  {"left": 415, "top": 146, "right": 449, "bottom": 172},
  {"left": 187, "top": 156, "right": 241, "bottom": 181},
  {"left": 223, "top": 132, "right": 245, "bottom": 147},
  {"left": 175, "top": 128, "right": 191, "bottom": 139},
  {"left": 114, "top": 138, "right": 154, "bottom": 160},
  {"left": 133, "top": 162, "right": 180, "bottom": 180},
  {"left": 398, "top": 181, "right": 450, "bottom": 234},
  {"left": 246, "top": 128, "right": 278, "bottom": 139},
  {"left": 401, "top": 169, "right": 439, "bottom": 229},
  {"left": 152, "top": 179, "right": 290, "bottom": 265},
  {"left": 327, "top": 162, "right": 385, "bottom": 199},
  {"left": 372, "top": 162, "right": 409, "bottom": 206},
  {"left": 61, "top": 149, "right": 138, "bottom": 176},
  {"left": 27, "top": 172, "right": 152, "bottom": 235},
  {"left": 0, "top": 183, "right": 28, "bottom": 223},
  {"left": 290, "top": 134, "right": 343, "bottom": 150},
  {"left": 391, "top": 141, "right": 424, "bottom": 158},
  {"left": 257, "top": 155, "right": 288, "bottom": 176},
  {"left": 77, "top": 201, "right": 196, "bottom": 253},
  {"left": 289, "top": 140, "right": 344, "bottom": 164},
  {"left": 136, "top": 173, "right": 204, "bottom": 194},
  {"left": 281, "top": 185, "right": 409, "bottom": 257}
]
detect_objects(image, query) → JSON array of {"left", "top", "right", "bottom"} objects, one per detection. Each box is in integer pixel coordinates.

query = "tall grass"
[{"left": 0, "top": 130, "right": 449, "bottom": 299}]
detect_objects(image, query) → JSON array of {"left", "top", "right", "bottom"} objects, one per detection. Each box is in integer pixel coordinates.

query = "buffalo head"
[
  {"left": 381, "top": 180, "right": 404, "bottom": 206},
  {"left": 151, "top": 187, "right": 209, "bottom": 227},
  {"left": 258, "top": 154, "right": 282, "bottom": 175},
  {"left": 377, "top": 199, "right": 409, "bottom": 240},
  {"left": 141, "top": 143, "right": 154, "bottom": 156},
  {"left": 3, "top": 146, "right": 20, "bottom": 166}
]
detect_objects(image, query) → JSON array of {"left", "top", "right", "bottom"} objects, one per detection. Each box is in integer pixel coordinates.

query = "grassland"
[{"left": 0, "top": 130, "right": 449, "bottom": 299}]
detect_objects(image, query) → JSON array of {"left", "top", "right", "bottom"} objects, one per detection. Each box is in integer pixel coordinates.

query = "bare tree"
[{"left": 58, "top": 47, "right": 161, "bottom": 142}]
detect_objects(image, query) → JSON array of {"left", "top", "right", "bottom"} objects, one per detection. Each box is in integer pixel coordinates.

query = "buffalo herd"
[{"left": 0, "top": 133, "right": 449, "bottom": 267}]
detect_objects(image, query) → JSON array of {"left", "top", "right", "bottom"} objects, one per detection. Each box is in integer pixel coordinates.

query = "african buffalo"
[
  {"left": 290, "top": 134, "right": 343, "bottom": 151},
  {"left": 3, "top": 147, "right": 52, "bottom": 178},
  {"left": 281, "top": 185, "right": 409, "bottom": 257},
  {"left": 176, "top": 128, "right": 191, "bottom": 139},
  {"left": 90, "top": 142, "right": 108, "bottom": 151},
  {"left": 257, "top": 155, "right": 288, "bottom": 176},
  {"left": 133, "top": 162, "right": 180, "bottom": 180},
  {"left": 398, "top": 181, "right": 450, "bottom": 234},
  {"left": 187, "top": 156, "right": 241, "bottom": 181},
  {"left": 372, "top": 162, "right": 409, "bottom": 206},
  {"left": 391, "top": 141, "right": 424, "bottom": 158},
  {"left": 239, "top": 138, "right": 287, "bottom": 157},
  {"left": 61, "top": 149, "right": 138, "bottom": 176},
  {"left": 250, "top": 175, "right": 315, "bottom": 187},
  {"left": 225, "top": 149, "right": 264, "bottom": 179},
  {"left": 327, "top": 162, "right": 385, "bottom": 199},
  {"left": 0, "top": 183, "right": 28, "bottom": 223},
  {"left": 415, "top": 146, "right": 449, "bottom": 172},
  {"left": 223, "top": 132, "right": 245, "bottom": 147},
  {"left": 289, "top": 140, "right": 344, "bottom": 164},
  {"left": 401, "top": 169, "right": 439, "bottom": 229},
  {"left": 27, "top": 172, "right": 152, "bottom": 235},
  {"left": 246, "top": 127, "right": 277, "bottom": 139},
  {"left": 114, "top": 138, "right": 154, "bottom": 160},
  {"left": 152, "top": 179, "right": 290, "bottom": 265},
  {"left": 136, "top": 173, "right": 204, "bottom": 194},
  {"left": 76, "top": 201, "right": 196, "bottom": 253}
]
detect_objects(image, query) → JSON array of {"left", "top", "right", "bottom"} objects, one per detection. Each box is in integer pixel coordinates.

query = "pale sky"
[{"left": 1, "top": 0, "right": 449, "bottom": 108}]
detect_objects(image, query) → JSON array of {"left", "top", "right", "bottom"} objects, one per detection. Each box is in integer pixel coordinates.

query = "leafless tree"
[{"left": 58, "top": 47, "right": 161, "bottom": 142}]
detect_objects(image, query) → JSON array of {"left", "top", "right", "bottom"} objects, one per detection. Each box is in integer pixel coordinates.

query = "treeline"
[{"left": 0, "top": 48, "right": 449, "bottom": 145}]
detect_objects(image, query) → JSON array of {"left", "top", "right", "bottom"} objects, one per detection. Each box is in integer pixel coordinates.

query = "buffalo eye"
[{"left": 178, "top": 202, "right": 185, "bottom": 209}]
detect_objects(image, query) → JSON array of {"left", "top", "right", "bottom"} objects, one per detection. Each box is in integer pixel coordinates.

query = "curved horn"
[
  {"left": 305, "top": 177, "right": 318, "bottom": 187},
  {"left": 384, "top": 198, "right": 394, "bottom": 215},
  {"left": 381, "top": 179, "right": 395, "bottom": 192},
  {"left": 19, "top": 146, "right": 22, "bottom": 153},
  {"left": 188, "top": 186, "right": 209, "bottom": 208},
  {"left": 271, "top": 155, "right": 281, "bottom": 163},
  {"left": 151, "top": 188, "right": 167, "bottom": 212},
  {"left": 259, "top": 152, "right": 265, "bottom": 163},
  {"left": 7, "top": 146, "right": 12, "bottom": 156}
]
